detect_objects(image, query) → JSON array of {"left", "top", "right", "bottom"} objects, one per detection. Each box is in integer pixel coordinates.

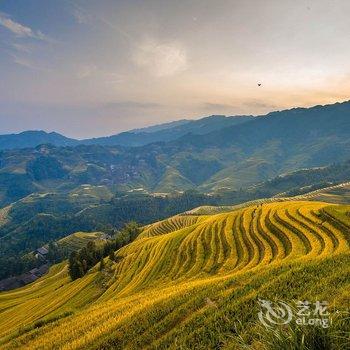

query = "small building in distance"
[{"left": 35, "top": 247, "right": 49, "bottom": 260}]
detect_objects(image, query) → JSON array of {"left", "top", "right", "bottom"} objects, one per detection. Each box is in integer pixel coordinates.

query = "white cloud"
[
  {"left": 133, "top": 38, "right": 188, "bottom": 77},
  {"left": 77, "top": 64, "right": 98, "bottom": 79},
  {"left": 0, "top": 12, "right": 47, "bottom": 40}
]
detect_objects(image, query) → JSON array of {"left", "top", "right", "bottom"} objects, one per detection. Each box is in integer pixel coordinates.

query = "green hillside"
[
  {"left": 57, "top": 232, "right": 108, "bottom": 254},
  {"left": 283, "top": 182, "right": 350, "bottom": 204},
  {"left": 187, "top": 181, "right": 350, "bottom": 215},
  {"left": 0, "top": 200, "right": 349, "bottom": 349},
  {"left": 2, "top": 101, "right": 350, "bottom": 206}
]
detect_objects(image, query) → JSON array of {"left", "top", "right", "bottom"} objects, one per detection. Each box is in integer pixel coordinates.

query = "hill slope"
[
  {"left": 0, "top": 200, "right": 349, "bottom": 349},
  {"left": 281, "top": 182, "right": 350, "bottom": 204},
  {"left": 2, "top": 101, "right": 350, "bottom": 201},
  {"left": 56, "top": 232, "right": 108, "bottom": 253}
]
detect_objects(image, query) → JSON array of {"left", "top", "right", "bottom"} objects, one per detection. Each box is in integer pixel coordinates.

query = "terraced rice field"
[
  {"left": 0, "top": 201, "right": 349, "bottom": 349},
  {"left": 57, "top": 232, "right": 107, "bottom": 253},
  {"left": 291, "top": 182, "right": 350, "bottom": 204}
]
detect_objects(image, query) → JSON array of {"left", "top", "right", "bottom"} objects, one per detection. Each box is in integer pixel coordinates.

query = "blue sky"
[{"left": 1, "top": 0, "right": 350, "bottom": 138}]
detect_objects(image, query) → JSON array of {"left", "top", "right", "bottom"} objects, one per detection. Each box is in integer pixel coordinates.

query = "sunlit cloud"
[
  {"left": 133, "top": 38, "right": 188, "bottom": 77},
  {"left": 1, "top": 1, "right": 350, "bottom": 137},
  {"left": 0, "top": 12, "right": 47, "bottom": 40}
]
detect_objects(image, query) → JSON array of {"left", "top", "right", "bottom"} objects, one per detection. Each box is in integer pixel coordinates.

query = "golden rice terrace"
[{"left": 0, "top": 201, "right": 349, "bottom": 349}]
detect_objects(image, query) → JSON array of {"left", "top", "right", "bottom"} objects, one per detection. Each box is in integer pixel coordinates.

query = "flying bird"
[{"left": 258, "top": 83, "right": 262, "bottom": 87}]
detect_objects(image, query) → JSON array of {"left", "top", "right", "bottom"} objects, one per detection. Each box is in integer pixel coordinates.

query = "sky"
[{"left": 0, "top": 0, "right": 350, "bottom": 138}]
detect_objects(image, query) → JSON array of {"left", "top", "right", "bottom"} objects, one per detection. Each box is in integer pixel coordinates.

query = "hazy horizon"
[
  {"left": 2, "top": 98, "right": 350, "bottom": 140},
  {"left": 1, "top": 0, "right": 350, "bottom": 138}
]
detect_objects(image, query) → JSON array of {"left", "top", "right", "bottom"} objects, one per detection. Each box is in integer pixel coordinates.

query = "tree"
[
  {"left": 47, "top": 242, "right": 63, "bottom": 263},
  {"left": 68, "top": 221, "right": 140, "bottom": 281},
  {"left": 109, "top": 250, "right": 115, "bottom": 262},
  {"left": 115, "top": 221, "right": 140, "bottom": 248},
  {"left": 68, "top": 252, "right": 84, "bottom": 280},
  {"left": 99, "top": 257, "right": 105, "bottom": 271}
]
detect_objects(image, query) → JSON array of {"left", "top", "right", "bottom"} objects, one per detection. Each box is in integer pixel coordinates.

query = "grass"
[{"left": 0, "top": 200, "right": 349, "bottom": 349}]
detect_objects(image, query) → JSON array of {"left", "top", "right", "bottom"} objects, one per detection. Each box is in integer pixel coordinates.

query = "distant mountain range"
[
  {"left": 1, "top": 100, "right": 350, "bottom": 206},
  {"left": 0, "top": 130, "right": 76, "bottom": 150},
  {"left": 0, "top": 115, "right": 253, "bottom": 150},
  {"left": 129, "top": 119, "right": 190, "bottom": 133}
]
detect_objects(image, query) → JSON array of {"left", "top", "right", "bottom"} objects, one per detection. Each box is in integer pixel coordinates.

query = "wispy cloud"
[
  {"left": 99, "top": 16, "right": 134, "bottom": 41},
  {"left": 133, "top": 38, "right": 188, "bottom": 77},
  {"left": 71, "top": 4, "right": 91, "bottom": 24},
  {"left": 105, "top": 72, "right": 124, "bottom": 84},
  {"left": 201, "top": 100, "right": 277, "bottom": 115},
  {"left": 13, "top": 55, "right": 51, "bottom": 71},
  {"left": 202, "top": 102, "right": 234, "bottom": 111},
  {"left": 101, "top": 101, "right": 162, "bottom": 109},
  {"left": 76, "top": 64, "right": 98, "bottom": 79},
  {"left": 11, "top": 42, "right": 32, "bottom": 53},
  {"left": 0, "top": 12, "right": 47, "bottom": 40},
  {"left": 242, "top": 99, "right": 277, "bottom": 111}
]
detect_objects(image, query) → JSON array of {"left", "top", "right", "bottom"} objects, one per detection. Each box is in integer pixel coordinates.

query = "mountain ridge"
[
  {"left": 1, "top": 100, "right": 350, "bottom": 206},
  {"left": 2, "top": 100, "right": 350, "bottom": 151},
  {"left": 0, "top": 114, "right": 253, "bottom": 150}
]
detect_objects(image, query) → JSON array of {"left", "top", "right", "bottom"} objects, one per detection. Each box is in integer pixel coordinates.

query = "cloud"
[
  {"left": 0, "top": 12, "right": 47, "bottom": 40},
  {"left": 200, "top": 100, "right": 278, "bottom": 115},
  {"left": 77, "top": 64, "right": 98, "bottom": 79},
  {"left": 242, "top": 100, "right": 277, "bottom": 110},
  {"left": 133, "top": 38, "right": 188, "bottom": 77},
  {"left": 13, "top": 55, "right": 51, "bottom": 71},
  {"left": 12, "top": 43, "right": 32, "bottom": 53},
  {"left": 101, "top": 101, "right": 162, "bottom": 109},
  {"left": 105, "top": 72, "right": 124, "bottom": 84},
  {"left": 72, "top": 5, "right": 91, "bottom": 24},
  {"left": 202, "top": 102, "right": 235, "bottom": 111}
]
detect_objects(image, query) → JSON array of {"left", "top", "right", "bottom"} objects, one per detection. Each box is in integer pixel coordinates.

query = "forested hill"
[
  {"left": 1, "top": 101, "right": 350, "bottom": 205},
  {"left": 80, "top": 114, "right": 253, "bottom": 147},
  {"left": 0, "top": 131, "right": 77, "bottom": 150},
  {"left": 175, "top": 100, "right": 350, "bottom": 150}
]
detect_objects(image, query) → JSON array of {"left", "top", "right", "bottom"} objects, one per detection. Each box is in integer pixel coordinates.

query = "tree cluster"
[{"left": 68, "top": 222, "right": 140, "bottom": 280}]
